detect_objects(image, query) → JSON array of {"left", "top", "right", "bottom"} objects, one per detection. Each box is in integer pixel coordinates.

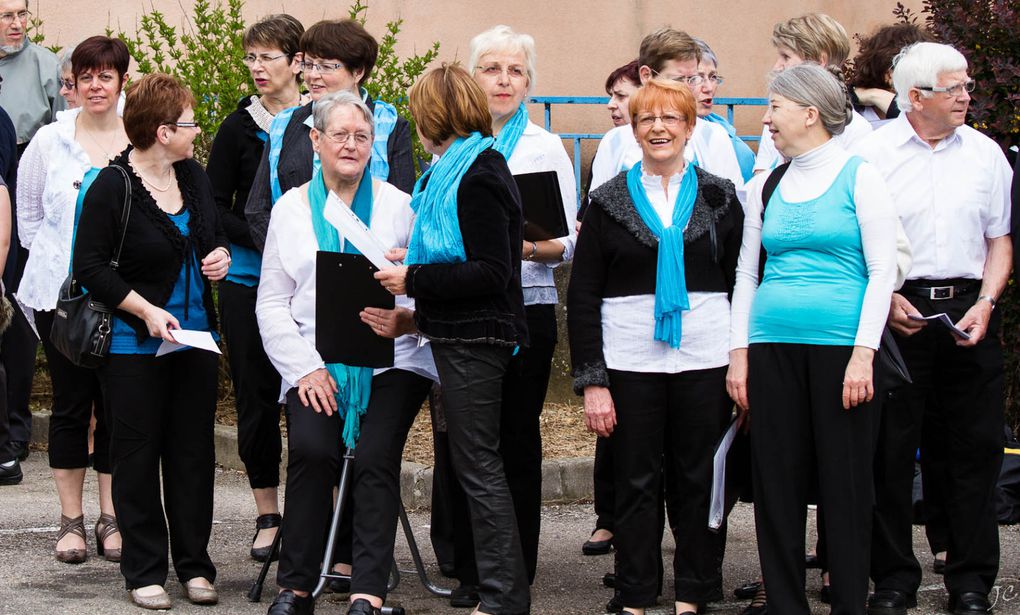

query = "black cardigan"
[
  {"left": 244, "top": 95, "right": 416, "bottom": 251},
  {"left": 205, "top": 96, "right": 264, "bottom": 249},
  {"left": 72, "top": 149, "right": 229, "bottom": 340},
  {"left": 567, "top": 166, "right": 744, "bottom": 393},
  {"left": 405, "top": 148, "right": 528, "bottom": 347}
]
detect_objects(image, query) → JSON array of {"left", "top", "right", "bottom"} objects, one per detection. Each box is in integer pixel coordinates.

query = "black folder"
[
  {"left": 315, "top": 252, "right": 395, "bottom": 368},
  {"left": 513, "top": 171, "right": 569, "bottom": 242}
]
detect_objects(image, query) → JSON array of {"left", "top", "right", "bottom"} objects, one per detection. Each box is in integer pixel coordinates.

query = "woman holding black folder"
[
  {"left": 567, "top": 79, "right": 743, "bottom": 615},
  {"left": 255, "top": 90, "right": 436, "bottom": 615}
]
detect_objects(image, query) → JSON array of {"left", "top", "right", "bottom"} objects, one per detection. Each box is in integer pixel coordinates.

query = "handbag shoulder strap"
[
  {"left": 109, "top": 165, "right": 133, "bottom": 271},
  {"left": 757, "top": 162, "right": 791, "bottom": 282}
]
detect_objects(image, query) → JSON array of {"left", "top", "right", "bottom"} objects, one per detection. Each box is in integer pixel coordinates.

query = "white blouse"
[
  {"left": 256, "top": 180, "right": 437, "bottom": 402},
  {"left": 506, "top": 121, "right": 578, "bottom": 305},
  {"left": 601, "top": 167, "right": 731, "bottom": 374},
  {"left": 730, "top": 139, "right": 898, "bottom": 350}
]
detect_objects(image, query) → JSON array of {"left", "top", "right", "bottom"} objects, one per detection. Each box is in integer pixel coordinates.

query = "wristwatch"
[{"left": 976, "top": 294, "right": 996, "bottom": 310}]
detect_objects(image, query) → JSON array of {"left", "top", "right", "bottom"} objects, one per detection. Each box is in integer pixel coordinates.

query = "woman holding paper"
[
  {"left": 72, "top": 73, "right": 229, "bottom": 610},
  {"left": 566, "top": 79, "right": 743, "bottom": 615},
  {"left": 256, "top": 90, "right": 436, "bottom": 615}
]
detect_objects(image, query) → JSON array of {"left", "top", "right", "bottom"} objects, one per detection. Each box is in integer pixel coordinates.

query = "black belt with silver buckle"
[{"left": 900, "top": 280, "right": 979, "bottom": 301}]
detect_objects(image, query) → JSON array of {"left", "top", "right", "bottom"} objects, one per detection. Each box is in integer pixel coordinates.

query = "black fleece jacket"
[
  {"left": 72, "top": 149, "right": 229, "bottom": 340},
  {"left": 567, "top": 166, "right": 743, "bottom": 393}
]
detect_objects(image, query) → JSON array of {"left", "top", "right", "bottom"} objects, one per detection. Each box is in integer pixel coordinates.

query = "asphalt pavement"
[{"left": 1, "top": 451, "right": 1018, "bottom": 614}]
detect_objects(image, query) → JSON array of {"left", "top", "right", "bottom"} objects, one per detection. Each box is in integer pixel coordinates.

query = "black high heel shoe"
[
  {"left": 251, "top": 513, "right": 282, "bottom": 562},
  {"left": 347, "top": 598, "right": 381, "bottom": 615}
]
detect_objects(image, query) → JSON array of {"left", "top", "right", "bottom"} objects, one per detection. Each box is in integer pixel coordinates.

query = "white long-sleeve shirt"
[
  {"left": 507, "top": 121, "right": 578, "bottom": 305},
  {"left": 256, "top": 180, "right": 437, "bottom": 401},
  {"left": 730, "top": 138, "right": 898, "bottom": 350}
]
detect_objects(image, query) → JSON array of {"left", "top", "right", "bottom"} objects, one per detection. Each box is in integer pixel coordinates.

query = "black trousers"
[
  {"left": 100, "top": 350, "right": 218, "bottom": 589},
  {"left": 218, "top": 280, "right": 283, "bottom": 489},
  {"left": 499, "top": 303, "right": 556, "bottom": 583},
  {"left": 431, "top": 343, "right": 530, "bottom": 615},
  {"left": 276, "top": 369, "right": 431, "bottom": 594},
  {"left": 35, "top": 309, "right": 110, "bottom": 472},
  {"left": 0, "top": 333, "right": 9, "bottom": 462},
  {"left": 607, "top": 366, "right": 731, "bottom": 607},
  {"left": 749, "top": 343, "right": 876, "bottom": 615},
  {"left": 1, "top": 281, "right": 36, "bottom": 453},
  {"left": 592, "top": 436, "right": 614, "bottom": 531},
  {"left": 882, "top": 291, "right": 1003, "bottom": 595}
]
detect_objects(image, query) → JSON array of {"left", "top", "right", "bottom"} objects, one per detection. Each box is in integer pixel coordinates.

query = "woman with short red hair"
[{"left": 568, "top": 79, "right": 743, "bottom": 615}]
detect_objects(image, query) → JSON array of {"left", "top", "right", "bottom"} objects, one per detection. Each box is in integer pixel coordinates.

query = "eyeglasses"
[
  {"left": 0, "top": 10, "right": 30, "bottom": 24},
  {"left": 916, "top": 79, "right": 976, "bottom": 97},
  {"left": 650, "top": 69, "right": 705, "bottom": 87},
  {"left": 242, "top": 53, "right": 287, "bottom": 67},
  {"left": 299, "top": 61, "right": 345, "bottom": 74},
  {"left": 475, "top": 64, "right": 528, "bottom": 80},
  {"left": 323, "top": 130, "right": 372, "bottom": 146},
  {"left": 168, "top": 121, "right": 200, "bottom": 129},
  {"left": 59, "top": 78, "right": 75, "bottom": 90},
  {"left": 636, "top": 114, "right": 686, "bottom": 127},
  {"left": 700, "top": 74, "right": 726, "bottom": 86}
]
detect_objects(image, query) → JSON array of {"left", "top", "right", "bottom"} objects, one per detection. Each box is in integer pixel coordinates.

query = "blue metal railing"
[{"left": 527, "top": 95, "right": 768, "bottom": 202}]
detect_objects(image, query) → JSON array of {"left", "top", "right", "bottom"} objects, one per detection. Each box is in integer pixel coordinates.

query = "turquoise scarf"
[
  {"left": 308, "top": 168, "right": 375, "bottom": 449},
  {"left": 626, "top": 161, "right": 698, "bottom": 348},
  {"left": 492, "top": 103, "right": 528, "bottom": 160},
  {"left": 406, "top": 132, "right": 495, "bottom": 265}
]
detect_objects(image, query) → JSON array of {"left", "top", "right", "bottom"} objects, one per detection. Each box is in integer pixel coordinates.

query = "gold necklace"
[
  {"left": 78, "top": 117, "right": 121, "bottom": 161},
  {"left": 129, "top": 151, "right": 175, "bottom": 192}
]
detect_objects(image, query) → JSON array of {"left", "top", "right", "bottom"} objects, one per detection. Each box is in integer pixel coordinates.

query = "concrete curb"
[{"left": 30, "top": 411, "right": 595, "bottom": 509}]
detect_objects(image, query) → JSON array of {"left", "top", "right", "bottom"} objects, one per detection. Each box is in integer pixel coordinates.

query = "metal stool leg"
[{"left": 396, "top": 500, "right": 453, "bottom": 598}]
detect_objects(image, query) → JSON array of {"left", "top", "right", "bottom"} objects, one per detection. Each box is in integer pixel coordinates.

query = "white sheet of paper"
[
  {"left": 323, "top": 191, "right": 397, "bottom": 270},
  {"left": 907, "top": 313, "right": 971, "bottom": 340},
  {"left": 709, "top": 417, "right": 741, "bottom": 531},
  {"left": 155, "top": 329, "right": 222, "bottom": 357}
]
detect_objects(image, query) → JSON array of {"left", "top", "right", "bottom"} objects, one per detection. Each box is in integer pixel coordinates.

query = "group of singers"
[{"left": 7, "top": 7, "right": 1014, "bottom": 615}]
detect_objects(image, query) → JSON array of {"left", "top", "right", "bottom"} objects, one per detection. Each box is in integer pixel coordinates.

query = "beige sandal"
[
  {"left": 55, "top": 514, "right": 87, "bottom": 564},
  {"left": 95, "top": 513, "right": 122, "bottom": 562}
]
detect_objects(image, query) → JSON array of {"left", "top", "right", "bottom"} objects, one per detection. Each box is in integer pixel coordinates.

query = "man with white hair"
[
  {"left": 0, "top": 0, "right": 63, "bottom": 152},
  {"left": 853, "top": 42, "right": 1012, "bottom": 615}
]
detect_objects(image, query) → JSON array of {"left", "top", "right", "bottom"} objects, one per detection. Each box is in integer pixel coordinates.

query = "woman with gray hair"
[
  {"left": 256, "top": 90, "right": 436, "bottom": 615},
  {"left": 466, "top": 23, "right": 577, "bottom": 586},
  {"left": 56, "top": 45, "right": 77, "bottom": 109},
  {"left": 727, "top": 63, "right": 898, "bottom": 615}
]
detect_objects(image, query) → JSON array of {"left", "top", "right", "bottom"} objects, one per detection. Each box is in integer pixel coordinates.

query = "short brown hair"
[
  {"left": 605, "top": 60, "right": 640, "bottom": 94},
  {"left": 71, "top": 36, "right": 130, "bottom": 81},
  {"left": 850, "top": 23, "right": 934, "bottom": 89},
  {"left": 123, "top": 73, "right": 197, "bottom": 150},
  {"left": 409, "top": 63, "right": 492, "bottom": 144},
  {"left": 772, "top": 13, "right": 851, "bottom": 68},
  {"left": 300, "top": 19, "right": 377, "bottom": 87},
  {"left": 243, "top": 13, "right": 304, "bottom": 59},
  {"left": 629, "top": 78, "right": 698, "bottom": 128},
  {"left": 638, "top": 28, "right": 702, "bottom": 74}
]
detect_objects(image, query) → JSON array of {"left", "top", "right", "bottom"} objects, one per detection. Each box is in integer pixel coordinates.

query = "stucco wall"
[{"left": 37, "top": 0, "right": 922, "bottom": 147}]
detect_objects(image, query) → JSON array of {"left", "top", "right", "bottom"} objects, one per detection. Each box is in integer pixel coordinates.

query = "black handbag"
[
  {"left": 50, "top": 166, "right": 132, "bottom": 368},
  {"left": 759, "top": 163, "right": 911, "bottom": 390}
]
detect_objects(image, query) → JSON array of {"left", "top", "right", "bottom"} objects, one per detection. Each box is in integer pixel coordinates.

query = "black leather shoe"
[
  {"left": 734, "top": 581, "right": 762, "bottom": 600},
  {"left": 0, "top": 460, "right": 22, "bottom": 486},
  {"left": 933, "top": 557, "right": 947, "bottom": 575},
  {"left": 325, "top": 577, "right": 350, "bottom": 594},
  {"left": 267, "top": 590, "right": 314, "bottom": 615},
  {"left": 582, "top": 530, "right": 613, "bottom": 556},
  {"left": 10, "top": 441, "right": 28, "bottom": 462},
  {"left": 449, "top": 582, "right": 479, "bottom": 608},
  {"left": 603, "top": 573, "right": 616, "bottom": 588},
  {"left": 805, "top": 553, "right": 821, "bottom": 569},
  {"left": 606, "top": 590, "right": 623, "bottom": 613},
  {"left": 949, "top": 592, "right": 992, "bottom": 614},
  {"left": 820, "top": 584, "right": 830, "bottom": 604},
  {"left": 867, "top": 588, "right": 916, "bottom": 615},
  {"left": 250, "top": 513, "right": 282, "bottom": 562},
  {"left": 347, "top": 599, "right": 381, "bottom": 615}
]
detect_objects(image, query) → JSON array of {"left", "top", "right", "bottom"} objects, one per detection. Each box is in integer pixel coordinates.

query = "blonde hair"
[
  {"left": 772, "top": 13, "right": 851, "bottom": 68},
  {"left": 469, "top": 25, "right": 537, "bottom": 93},
  {"left": 629, "top": 78, "right": 698, "bottom": 128},
  {"left": 409, "top": 63, "right": 493, "bottom": 144}
]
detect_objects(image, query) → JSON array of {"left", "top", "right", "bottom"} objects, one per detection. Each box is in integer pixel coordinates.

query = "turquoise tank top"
[{"left": 749, "top": 156, "right": 868, "bottom": 346}]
